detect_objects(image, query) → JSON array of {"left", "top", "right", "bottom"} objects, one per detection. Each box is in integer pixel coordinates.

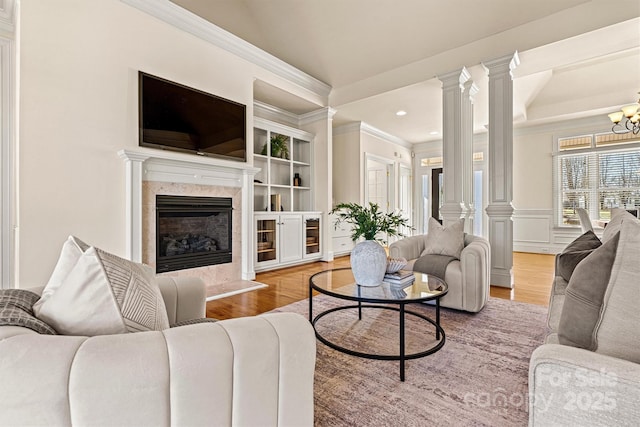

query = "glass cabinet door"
[
  {"left": 304, "top": 217, "right": 320, "bottom": 256},
  {"left": 256, "top": 218, "right": 277, "bottom": 263}
]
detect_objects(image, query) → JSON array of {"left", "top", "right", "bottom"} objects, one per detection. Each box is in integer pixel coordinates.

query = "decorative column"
[
  {"left": 438, "top": 68, "right": 471, "bottom": 227},
  {"left": 482, "top": 52, "right": 520, "bottom": 288},
  {"left": 462, "top": 80, "right": 479, "bottom": 234}
]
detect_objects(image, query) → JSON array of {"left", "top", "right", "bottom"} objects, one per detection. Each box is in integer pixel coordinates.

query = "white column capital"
[
  {"left": 464, "top": 80, "right": 480, "bottom": 102},
  {"left": 438, "top": 67, "right": 471, "bottom": 89},
  {"left": 482, "top": 51, "right": 520, "bottom": 77}
]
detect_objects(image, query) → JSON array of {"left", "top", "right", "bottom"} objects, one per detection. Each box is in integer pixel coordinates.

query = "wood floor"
[{"left": 205, "top": 252, "right": 556, "bottom": 320}]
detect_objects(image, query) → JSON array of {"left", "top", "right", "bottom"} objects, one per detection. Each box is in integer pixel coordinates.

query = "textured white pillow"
[
  {"left": 35, "top": 243, "right": 170, "bottom": 336},
  {"left": 33, "top": 235, "right": 89, "bottom": 315},
  {"left": 421, "top": 217, "right": 465, "bottom": 259}
]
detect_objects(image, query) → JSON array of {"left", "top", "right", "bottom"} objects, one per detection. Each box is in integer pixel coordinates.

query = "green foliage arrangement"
[
  {"left": 261, "top": 134, "right": 290, "bottom": 159},
  {"left": 330, "top": 202, "right": 412, "bottom": 243}
]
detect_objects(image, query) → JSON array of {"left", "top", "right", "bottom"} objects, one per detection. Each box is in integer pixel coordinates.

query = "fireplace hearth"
[{"left": 156, "top": 195, "right": 232, "bottom": 273}]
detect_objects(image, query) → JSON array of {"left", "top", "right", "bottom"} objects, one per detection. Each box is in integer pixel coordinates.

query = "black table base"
[{"left": 311, "top": 302, "right": 445, "bottom": 381}]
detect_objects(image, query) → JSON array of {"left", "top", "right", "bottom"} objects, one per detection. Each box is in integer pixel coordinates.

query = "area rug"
[{"left": 274, "top": 295, "right": 548, "bottom": 426}]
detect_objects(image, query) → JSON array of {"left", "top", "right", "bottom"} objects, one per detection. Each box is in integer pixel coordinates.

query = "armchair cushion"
[
  {"left": 421, "top": 217, "right": 465, "bottom": 259},
  {"left": 34, "top": 239, "right": 169, "bottom": 336}
]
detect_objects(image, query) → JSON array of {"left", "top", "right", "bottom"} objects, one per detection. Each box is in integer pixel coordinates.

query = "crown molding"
[
  {"left": 333, "top": 122, "right": 412, "bottom": 149},
  {"left": 360, "top": 122, "right": 412, "bottom": 149},
  {"left": 121, "top": 0, "right": 331, "bottom": 99},
  {"left": 298, "top": 107, "right": 337, "bottom": 125},
  {"left": 253, "top": 101, "right": 299, "bottom": 127}
]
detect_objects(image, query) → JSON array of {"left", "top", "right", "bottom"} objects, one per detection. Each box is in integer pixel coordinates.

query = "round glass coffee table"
[{"left": 308, "top": 268, "right": 448, "bottom": 381}]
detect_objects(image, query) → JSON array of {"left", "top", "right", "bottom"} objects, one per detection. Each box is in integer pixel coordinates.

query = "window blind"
[{"left": 555, "top": 134, "right": 640, "bottom": 226}]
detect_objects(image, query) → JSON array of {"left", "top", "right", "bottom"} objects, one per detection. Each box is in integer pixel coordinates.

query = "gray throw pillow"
[
  {"left": 0, "top": 289, "right": 57, "bottom": 335},
  {"left": 557, "top": 230, "right": 601, "bottom": 282},
  {"left": 421, "top": 217, "right": 465, "bottom": 259},
  {"left": 557, "top": 232, "right": 620, "bottom": 350}
]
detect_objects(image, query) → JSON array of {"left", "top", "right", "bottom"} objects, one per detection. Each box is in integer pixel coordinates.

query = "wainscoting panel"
[{"left": 513, "top": 209, "right": 552, "bottom": 254}]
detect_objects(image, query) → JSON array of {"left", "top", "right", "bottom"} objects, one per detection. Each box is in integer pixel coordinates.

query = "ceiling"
[{"left": 171, "top": 0, "right": 640, "bottom": 144}]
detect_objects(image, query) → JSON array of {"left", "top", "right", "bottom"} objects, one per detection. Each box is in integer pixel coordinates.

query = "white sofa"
[
  {"left": 528, "top": 210, "right": 640, "bottom": 426},
  {"left": 0, "top": 276, "right": 316, "bottom": 427},
  {"left": 388, "top": 233, "right": 491, "bottom": 312}
]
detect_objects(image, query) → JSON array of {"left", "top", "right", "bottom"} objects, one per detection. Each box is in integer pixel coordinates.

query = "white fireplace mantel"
[{"left": 118, "top": 147, "right": 259, "bottom": 280}]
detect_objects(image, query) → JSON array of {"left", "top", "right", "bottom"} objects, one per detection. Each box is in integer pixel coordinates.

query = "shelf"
[
  {"left": 257, "top": 249, "right": 276, "bottom": 254},
  {"left": 257, "top": 229, "right": 275, "bottom": 233},
  {"left": 270, "top": 157, "right": 290, "bottom": 165},
  {"left": 306, "top": 243, "right": 319, "bottom": 247},
  {"left": 293, "top": 186, "right": 311, "bottom": 190},
  {"left": 271, "top": 184, "right": 291, "bottom": 189},
  {"left": 306, "top": 227, "right": 319, "bottom": 230},
  {"left": 254, "top": 154, "right": 268, "bottom": 161},
  {"left": 292, "top": 160, "right": 310, "bottom": 167}
]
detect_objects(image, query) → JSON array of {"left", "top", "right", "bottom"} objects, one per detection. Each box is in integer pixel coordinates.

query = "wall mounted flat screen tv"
[{"left": 139, "top": 71, "right": 246, "bottom": 162}]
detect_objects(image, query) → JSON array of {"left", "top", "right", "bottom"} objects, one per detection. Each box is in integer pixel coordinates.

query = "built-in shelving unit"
[{"left": 253, "top": 118, "right": 313, "bottom": 213}]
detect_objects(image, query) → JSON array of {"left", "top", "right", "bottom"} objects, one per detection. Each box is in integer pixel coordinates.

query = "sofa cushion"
[
  {"left": 556, "top": 230, "right": 601, "bottom": 282},
  {"left": 421, "top": 217, "right": 465, "bottom": 259},
  {"left": 557, "top": 232, "right": 619, "bottom": 350},
  {"left": 34, "top": 242, "right": 170, "bottom": 336},
  {"left": 602, "top": 208, "right": 635, "bottom": 242},
  {"left": 593, "top": 217, "right": 640, "bottom": 363}
]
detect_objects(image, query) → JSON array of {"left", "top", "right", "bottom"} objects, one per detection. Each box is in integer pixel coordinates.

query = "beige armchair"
[{"left": 389, "top": 233, "right": 491, "bottom": 312}]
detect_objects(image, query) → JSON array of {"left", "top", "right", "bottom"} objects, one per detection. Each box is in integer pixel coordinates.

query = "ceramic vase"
[{"left": 350, "top": 240, "right": 387, "bottom": 287}]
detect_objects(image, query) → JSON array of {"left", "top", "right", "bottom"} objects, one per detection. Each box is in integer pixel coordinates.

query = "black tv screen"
[{"left": 139, "top": 72, "right": 246, "bottom": 162}]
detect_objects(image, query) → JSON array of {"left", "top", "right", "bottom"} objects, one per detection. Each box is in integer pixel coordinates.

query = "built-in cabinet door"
[
  {"left": 278, "top": 215, "right": 303, "bottom": 263},
  {"left": 303, "top": 215, "right": 321, "bottom": 258},
  {"left": 256, "top": 215, "right": 279, "bottom": 267}
]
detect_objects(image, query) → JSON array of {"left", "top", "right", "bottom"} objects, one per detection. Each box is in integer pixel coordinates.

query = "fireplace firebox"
[{"left": 155, "top": 195, "right": 232, "bottom": 273}]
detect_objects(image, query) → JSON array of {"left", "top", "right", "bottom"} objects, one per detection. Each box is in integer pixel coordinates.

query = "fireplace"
[{"left": 155, "top": 195, "right": 232, "bottom": 273}]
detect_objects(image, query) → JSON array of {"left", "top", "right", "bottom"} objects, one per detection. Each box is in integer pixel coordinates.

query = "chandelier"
[{"left": 608, "top": 93, "right": 640, "bottom": 135}]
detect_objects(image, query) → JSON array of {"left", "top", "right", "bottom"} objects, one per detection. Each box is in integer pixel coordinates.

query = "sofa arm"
[
  {"left": 0, "top": 312, "right": 315, "bottom": 426},
  {"left": 156, "top": 276, "right": 206, "bottom": 324},
  {"left": 389, "top": 234, "right": 427, "bottom": 261},
  {"left": 529, "top": 344, "right": 640, "bottom": 426}
]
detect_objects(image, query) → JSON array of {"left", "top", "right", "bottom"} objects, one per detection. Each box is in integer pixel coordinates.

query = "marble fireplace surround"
[{"left": 118, "top": 148, "right": 261, "bottom": 299}]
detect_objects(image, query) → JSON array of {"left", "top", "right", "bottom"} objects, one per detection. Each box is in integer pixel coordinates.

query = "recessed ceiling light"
[
  {"left": 430, "top": 131, "right": 439, "bottom": 135},
  {"left": 396, "top": 110, "right": 407, "bottom": 116}
]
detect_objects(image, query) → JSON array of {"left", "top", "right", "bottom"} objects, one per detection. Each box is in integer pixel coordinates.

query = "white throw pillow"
[
  {"left": 33, "top": 235, "right": 89, "bottom": 315},
  {"left": 421, "top": 217, "right": 465, "bottom": 259},
  {"left": 35, "top": 241, "right": 169, "bottom": 336}
]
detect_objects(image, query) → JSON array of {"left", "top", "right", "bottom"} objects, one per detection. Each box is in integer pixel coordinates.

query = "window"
[{"left": 555, "top": 132, "right": 640, "bottom": 226}]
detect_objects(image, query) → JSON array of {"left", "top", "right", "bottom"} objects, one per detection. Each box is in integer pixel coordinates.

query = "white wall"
[{"left": 17, "top": 0, "right": 321, "bottom": 287}]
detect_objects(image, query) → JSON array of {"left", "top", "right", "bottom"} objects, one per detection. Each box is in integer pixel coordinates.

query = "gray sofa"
[
  {"left": 0, "top": 276, "right": 316, "bottom": 426},
  {"left": 388, "top": 233, "right": 491, "bottom": 312},
  {"left": 528, "top": 210, "right": 640, "bottom": 426}
]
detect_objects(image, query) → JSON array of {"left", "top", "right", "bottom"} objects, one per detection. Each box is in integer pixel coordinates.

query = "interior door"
[
  {"left": 398, "top": 165, "right": 412, "bottom": 236},
  {"left": 366, "top": 156, "right": 392, "bottom": 211},
  {"left": 431, "top": 167, "right": 443, "bottom": 224}
]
